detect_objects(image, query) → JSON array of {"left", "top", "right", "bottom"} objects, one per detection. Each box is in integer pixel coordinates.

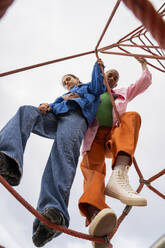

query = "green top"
[{"left": 96, "top": 92, "right": 113, "bottom": 127}]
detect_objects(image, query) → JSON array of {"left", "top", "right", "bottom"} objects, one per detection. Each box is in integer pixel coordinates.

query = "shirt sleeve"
[
  {"left": 87, "top": 62, "right": 106, "bottom": 96},
  {"left": 126, "top": 69, "right": 152, "bottom": 102},
  {"left": 49, "top": 96, "right": 64, "bottom": 112}
]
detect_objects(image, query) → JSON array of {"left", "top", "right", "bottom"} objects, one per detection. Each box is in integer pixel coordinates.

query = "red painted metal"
[
  {"left": 0, "top": 1, "right": 164, "bottom": 248},
  {"left": 0, "top": 1, "right": 164, "bottom": 77},
  {"left": 0, "top": 174, "right": 107, "bottom": 245}
]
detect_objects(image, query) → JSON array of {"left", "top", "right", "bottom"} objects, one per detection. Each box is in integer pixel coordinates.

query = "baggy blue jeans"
[{"left": 0, "top": 105, "right": 87, "bottom": 227}]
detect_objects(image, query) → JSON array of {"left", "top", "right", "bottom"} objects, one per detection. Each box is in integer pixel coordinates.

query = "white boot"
[
  {"left": 105, "top": 166, "right": 147, "bottom": 206},
  {"left": 89, "top": 208, "right": 117, "bottom": 248}
]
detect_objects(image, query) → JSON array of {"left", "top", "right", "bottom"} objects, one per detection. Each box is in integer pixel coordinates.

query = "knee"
[
  {"left": 18, "top": 105, "right": 39, "bottom": 114},
  {"left": 121, "top": 111, "right": 141, "bottom": 123},
  {"left": 131, "top": 112, "right": 141, "bottom": 125},
  {"left": 19, "top": 105, "right": 35, "bottom": 110},
  {"left": 18, "top": 105, "right": 40, "bottom": 119}
]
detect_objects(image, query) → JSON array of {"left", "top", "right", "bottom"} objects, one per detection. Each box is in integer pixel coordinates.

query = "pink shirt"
[{"left": 82, "top": 69, "right": 152, "bottom": 153}]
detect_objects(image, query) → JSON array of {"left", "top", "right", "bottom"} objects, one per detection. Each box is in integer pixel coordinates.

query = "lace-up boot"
[{"left": 105, "top": 165, "right": 147, "bottom": 206}]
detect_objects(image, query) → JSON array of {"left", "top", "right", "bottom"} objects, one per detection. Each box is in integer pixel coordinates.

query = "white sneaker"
[
  {"left": 105, "top": 166, "right": 147, "bottom": 206},
  {"left": 89, "top": 208, "right": 117, "bottom": 248}
]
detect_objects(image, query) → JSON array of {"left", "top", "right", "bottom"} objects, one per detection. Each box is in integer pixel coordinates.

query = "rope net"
[
  {"left": 0, "top": 0, "right": 164, "bottom": 247},
  {"left": 0, "top": 1, "right": 165, "bottom": 77},
  {"left": 122, "top": 0, "right": 165, "bottom": 50},
  {"left": 100, "top": 3, "right": 165, "bottom": 72}
]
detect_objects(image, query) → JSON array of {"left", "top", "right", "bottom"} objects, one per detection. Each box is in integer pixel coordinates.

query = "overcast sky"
[{"left": 0, "top": 0, "right": 164, "bottom": 248}]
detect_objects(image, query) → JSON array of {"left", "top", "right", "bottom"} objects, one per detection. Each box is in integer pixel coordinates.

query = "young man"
[
  {"left": 79, "top": 58, "right": 152, "bottom": 248},
  {"left": 0, "top": 59, "right": 107, "bottom": 247}
]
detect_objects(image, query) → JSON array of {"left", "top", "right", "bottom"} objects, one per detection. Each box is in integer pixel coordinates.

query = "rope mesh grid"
[
  {"left": 0, "top": 1, "right": 165, "bottom": 77},
  {"left": 100, "top": 3, "right": 165, "bottom": 72},
  {"left": 0, "top": 0, "right": 165, "bottom": 247}
]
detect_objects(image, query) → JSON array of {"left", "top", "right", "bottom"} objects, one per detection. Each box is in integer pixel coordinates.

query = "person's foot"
[
  {"left": 89, "top": 208, "right": 117, "bottom": 248},
  {"left": 105, "top": 166, "right": 147, "bottom": 206},
  {"left": 32, "top": 207, "right": 65, "bottom": 247},
  {"left": 0, "top": 152, "right": 21, "bottom": 186}
]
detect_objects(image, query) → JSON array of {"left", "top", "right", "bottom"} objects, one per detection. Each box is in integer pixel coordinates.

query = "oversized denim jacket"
[{"left": 49, "top": 62, "right": 106, "bottom": 126}]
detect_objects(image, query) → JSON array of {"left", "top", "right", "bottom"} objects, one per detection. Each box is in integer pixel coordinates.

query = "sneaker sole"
[
  {"left": 89, "top": 208, "right": 117, "bottom": 248},
  {"left": 89, "top": 208, "right": 117, "bottom": 236},
  {"left": 105, "top": 189, "right": 147, "bottom": 206}
]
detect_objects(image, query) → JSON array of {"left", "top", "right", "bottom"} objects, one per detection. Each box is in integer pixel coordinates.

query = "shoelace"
[{"left": 114, "top": 168, "right": 137, "bottom": 195}]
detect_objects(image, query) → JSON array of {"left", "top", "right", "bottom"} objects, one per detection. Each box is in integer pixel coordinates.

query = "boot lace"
[{"left": 115, "top": 166, "right": 137, "bottom": 195}]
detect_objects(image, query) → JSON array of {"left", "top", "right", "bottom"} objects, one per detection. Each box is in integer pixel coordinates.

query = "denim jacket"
[{"left": 49, "top": 62, "right": 106, "bottom": 125}]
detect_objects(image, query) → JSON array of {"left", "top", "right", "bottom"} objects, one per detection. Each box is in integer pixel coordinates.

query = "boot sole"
[
  {"left": 89, "top": 208, "right": 117, "bottom": 248},
  {"left": 105, "top": 189, "right": 147, "bottom": 206}
]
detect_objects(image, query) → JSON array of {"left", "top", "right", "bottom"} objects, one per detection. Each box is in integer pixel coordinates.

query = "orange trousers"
[{"left": 78, "top": 112, "right": 141, "bottom": 226}]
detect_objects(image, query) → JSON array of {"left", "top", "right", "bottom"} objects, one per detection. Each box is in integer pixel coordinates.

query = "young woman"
[
  {"left": 79, "top": 58, "right": 152, "bottom": 248},
  {"left": 0, "top": 59, "right": 106, "bottom": 247}
]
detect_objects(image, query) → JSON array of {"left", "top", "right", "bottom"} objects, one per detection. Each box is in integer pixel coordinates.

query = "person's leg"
[
  {"left": 0, "top": 105, "right": 58, "bottom": 185},
  {"left": 79, "top": 127, "right": 117, "bottom": 248},
  {"left": 79, "top": 127, "right": 110, "bottom": 226},
  {"left": 105, "top": 112, "right": 147, "bottom": 206},
  {"left": 109, "top": 111, "right": 141, "bottom": 168},
  {"left": 33, "top": 110, "right": 88, "bottom": 247}
]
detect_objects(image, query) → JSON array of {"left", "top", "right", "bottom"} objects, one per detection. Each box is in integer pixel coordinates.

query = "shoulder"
[{"left": 114, "top": 88, "right": 127, "bottom": 95}]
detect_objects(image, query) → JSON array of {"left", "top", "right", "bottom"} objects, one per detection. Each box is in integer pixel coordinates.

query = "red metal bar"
[
  {"left": 100, "top": 50, "right": 165, "bottom": 60},
  {"left": 0, "top": 50, "right": 95, "bottom": 77},
  {"left": 100, "top": 43, "right": 161, "bottom": 51},
  {"left": 108, "top": 205, "right": 132, "bottom": 240},
  {"left": 136, "top": 183, "right": 145, "bottom": 193},
  {"left": 147, "top": 169, "right": 165, "bottom": 183},
  {"left": 142, "top": 32, "right": 165, "bottom": 69},
  {"left": 145, "top": 61, "right": 165, "bottom": 73},
  {"left": 95, "top": 0, "right": 121, "bottom": 51},
  {"left": 143, "top": 31, "right": 165, "bottom": 57},
  {"left": 118, "top": 25, "right": 143, "bottom": 43},
  {"left": 157, "top": 2, "right": 165, "bottom": 13},
  {"left": 115, "top": 43, "right": 161, "bottom": 49},
  {"left": 147, "top": 185, "right": 165, "bottom": 200},
  {"left": 133, "top": 157, "right": 144, "bottom": 179}
]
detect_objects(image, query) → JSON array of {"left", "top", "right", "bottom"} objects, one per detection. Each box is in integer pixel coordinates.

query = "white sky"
[{"left": 0, "top": 0, "right": 164, "bottom": 248}]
